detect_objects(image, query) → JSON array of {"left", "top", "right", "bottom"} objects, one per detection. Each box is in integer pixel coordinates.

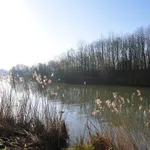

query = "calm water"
[
  {"left": 34, "top": 84, "right": 150, "bottom": 143},
  {"left": 2, "top": 80, "right": 150, "bottom": 147}
]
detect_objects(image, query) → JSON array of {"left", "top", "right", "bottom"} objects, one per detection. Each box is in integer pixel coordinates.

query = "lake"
[
  {"left": 2, "top": 80, "right": 150, "bottom": 148},
  {"left": 28, "top": 83, "right": 150, "bottom": 146}
]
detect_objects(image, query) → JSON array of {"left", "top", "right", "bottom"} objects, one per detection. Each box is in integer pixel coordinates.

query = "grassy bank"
[
  {"left": 66, "top": 89, "right": 150, "bottom": 150},
  {"left": 1, "top": 75, "right": 150, "bottom": 150},
  {"left": 0, "top": 82, "right": 69, "bottom": 150}
]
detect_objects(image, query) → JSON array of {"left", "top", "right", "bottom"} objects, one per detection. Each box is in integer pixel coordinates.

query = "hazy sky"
[{"left": 0, "top": 0, "right": 150, "bottom": 70}]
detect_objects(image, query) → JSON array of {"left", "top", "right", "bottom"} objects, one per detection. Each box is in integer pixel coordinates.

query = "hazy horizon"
[{"left": 0, "top": 0, "right": 150, "bottom": 70}]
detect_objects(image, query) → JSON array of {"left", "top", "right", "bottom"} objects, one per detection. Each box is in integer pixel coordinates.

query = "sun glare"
[{"left": 0, "top": 0, "right": 55, "bottom": 69}]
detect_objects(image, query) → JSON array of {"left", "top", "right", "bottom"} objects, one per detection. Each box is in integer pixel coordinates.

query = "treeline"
[{"left": 11, "top": 26, "right": 150, "bottom": 86}]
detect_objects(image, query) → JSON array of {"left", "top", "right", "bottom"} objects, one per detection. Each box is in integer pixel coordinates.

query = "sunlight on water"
[{"left": 1, "top": 78, "right": 150, "bottom": 148}]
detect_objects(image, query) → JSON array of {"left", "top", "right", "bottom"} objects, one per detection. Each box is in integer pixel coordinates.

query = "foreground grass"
[
  {"left": 66, "top": 135, "right": 118, "bottom": 150},
  {"left": 2, "top": 75, "right": 150, "bottom": 150},
  {"left": 0, "top": 83, "right": 69, "bottom": 150},
  {"left": 67, "top": 90, "right": 150, "bottom": 150}
]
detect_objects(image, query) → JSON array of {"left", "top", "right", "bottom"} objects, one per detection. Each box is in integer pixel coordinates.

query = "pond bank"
[
  {"left": 1, "top": 78, "right": 150, "bottom": 150},
  {"left": 0, "top": 88, "right": 69, "bottom": 150}
]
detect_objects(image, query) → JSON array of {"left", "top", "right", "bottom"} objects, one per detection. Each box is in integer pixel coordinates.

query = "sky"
[{"left": 0, "top": 0, "right": 150, "bottom": 70}]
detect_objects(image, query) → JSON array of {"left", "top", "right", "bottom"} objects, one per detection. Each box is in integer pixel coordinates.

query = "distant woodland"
[{"left": 11, "top": 26, "right": 150, "bottom": 86}]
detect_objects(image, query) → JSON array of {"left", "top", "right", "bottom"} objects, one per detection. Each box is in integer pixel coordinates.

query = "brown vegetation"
[{"left": 0, "top": 84, "right": 69, "bottom": 150}]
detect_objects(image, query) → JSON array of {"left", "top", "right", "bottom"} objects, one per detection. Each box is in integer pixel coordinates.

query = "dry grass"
[
  {"left": 68, "top": 90, "right": 150, "bottom": 150},
  {"left": 0, "top": 81, "right": 69, "bottom": 150},
  {"left": 66, "top": 134, "right": 117, "bottom": 150},
  {"left": 2, "top": 76, "right": 150, "bottom": 150}
]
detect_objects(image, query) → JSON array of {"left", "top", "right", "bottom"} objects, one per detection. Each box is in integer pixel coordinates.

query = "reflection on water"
[
  {"left": 2, "top": 80, "right": 150, "bottom": 147},
  {"left": 28, "top": 84, "right": 150, "bottom": 144}
]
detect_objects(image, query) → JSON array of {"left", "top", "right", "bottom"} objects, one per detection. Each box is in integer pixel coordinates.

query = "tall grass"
[
  {"left": 67, "top": 90, "right": 150, "bottom": 150},
  {"left": 2, "top": 74, "right": 150, "bottom": 150},
  {"left": 0, "top": 79, "right": 69, "bottom": 150}
]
